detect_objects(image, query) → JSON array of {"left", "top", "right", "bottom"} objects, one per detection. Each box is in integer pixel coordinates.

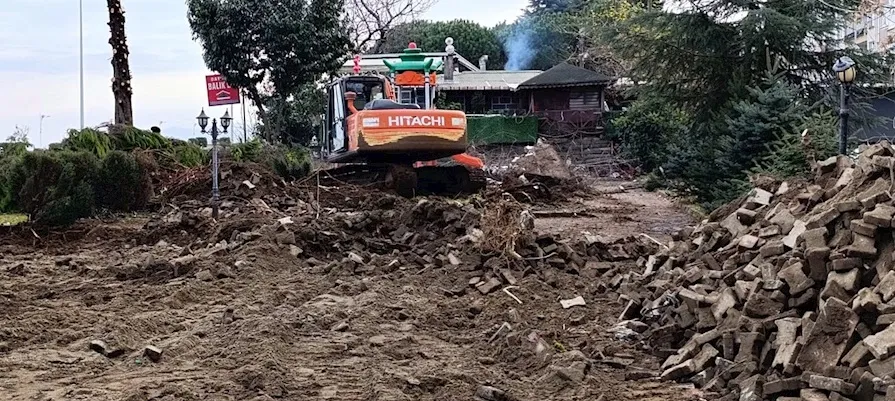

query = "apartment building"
[{"left": 842, "top": 2, "right": 895, "bottom": 53}]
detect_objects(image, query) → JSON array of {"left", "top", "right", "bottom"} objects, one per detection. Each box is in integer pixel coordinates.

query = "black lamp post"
[
  {"left": 833, "top": 56, "right": 857, "bottom": 155},
  {"left": 197, "top": 108, "right": 232, "bottom": 219}
]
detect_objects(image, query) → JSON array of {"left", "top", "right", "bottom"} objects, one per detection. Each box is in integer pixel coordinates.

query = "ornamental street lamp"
[
  {"left": 197, "top": 108, "right": 231, "bottom": 219},
  {"left": 833, "top": 56, "right": 857, "bottom": 155}
]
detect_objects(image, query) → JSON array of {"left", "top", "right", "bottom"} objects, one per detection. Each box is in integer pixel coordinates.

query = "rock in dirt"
[
  {"left": 195, "top": 270, "right": 215, "bottom": 282},
  {"left": 89, "top": 340, "right": 109, "bottom": 355},
  {"left": 477, "top": 278, "right": 502, "bottom": 295},
  {"left": 89, "top": 340, "right": 125, "bottom": 358},
  {"left": 143, "top": 345, "right": 163, "bottom": 362},
  {"left": 560, "top": 296, "right": 586, "bottom": 309},
  {"left": 475, "top": 385, "right": 513, "bottom": 401}
]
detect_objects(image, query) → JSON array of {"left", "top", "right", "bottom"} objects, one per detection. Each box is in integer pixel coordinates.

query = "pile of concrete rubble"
[{"left": 615, "top": 142, "right": 895, "bottom": 401}]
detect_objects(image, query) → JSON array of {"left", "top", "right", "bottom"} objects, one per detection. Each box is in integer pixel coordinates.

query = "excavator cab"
[{"left": 320, "top": 43, "right": 484, "bottom": 196}]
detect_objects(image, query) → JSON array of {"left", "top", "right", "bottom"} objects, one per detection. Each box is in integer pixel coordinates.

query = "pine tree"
[{"left": 607, "top": 0, "right": 892, "bottom": 206}]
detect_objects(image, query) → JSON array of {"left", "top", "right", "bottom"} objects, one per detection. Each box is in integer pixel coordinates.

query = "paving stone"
[
  {"left": 807, "top": 247, "right": 832, "bottom": 282},
  {"left": 752, "top": 188, "right": 774, "bottom": 206},
  {"left": 879, "top": 314, "right": 895, "bottom": 327},
  {"left": 790, "top": 289, "right": 817, "bottom": 309},
  {"left": 719, "top": 332, "right": 735, "bottom": 360},
  {"left": 869, "top": 356, "right": 895, "bottom": 378},
  {"left": 851, "top": 219, "right": 878, "bottom": 237},
  {"left": 711, "top": 289, "right": 737, "bottom": 322},
  {"left": 821, "top": 280, "right": 851, "bottom": 302},
  {"left": 802, "top": 228, "right": 829, "bottom": 249},
  {"left": 832, "top": 258, "right": 862, "bottom": 272},
  {"left": 837, "top": 200, "right": 863, "bottom": 212},
  {"left": 857, "top": 178, "right": 891, "bottom": 209},
  {"left": 773, "top": 209, "right": 798, "bottom": 237},
  {"left": 828, "top": 392, "right": 855, "bottom": 401},
  {"left": 853, "top": 288, "right": 882, "bottom": 313},
  {"left": 797, "top": 298, "right": 859, "bottom": 374},
  {"left": 661, "top": 359, "right": 696, "bottom": 380},
  {"left": 736, "top": 332, "right": 762, "bottom": 364},
  {"left": 760, "top": 241, "right": 787, "bottom": 258},
  {"left": 841, "top": 341, "right": 872, "bottom": 368},
  {"left": 864, "top": 204, "right": 895, "bottom": 228},
  {"left": 864, "top": 323, "right": 895, "bottom": 360},
  {"left": 828, "top": 269, "right": 860, "bottom": 293},
  {"left": 740, "top": 235, "right": 761, "bottom": 250},
  {"left": 477, "top": 277, "right": 502, "bottom": 295},
  {"left": 808, "top": 375, "right": 856, "bottom": 395},
  {"left": 759, "top": 225, "right": 782, "bottom": 238},
  {"left": 877, "top": 271, "right": 895, "bottom": 302},
  {"left": 764, "top": 377, "right": 806, "bottom": 395},
  {"left": 808, "top": 208, "right": 842, "bottom": 230},
  {"left": 774, "top": 318, "right": 803, "bottom": 370},
  {"left": 692, "top": 344, "right": 719, "bottom": 372},
  {"left": 738, "top": 208, "right": 759, "bottom": 225},
  {"left": 785, "top": 220, "right": 809, "bottom": 249},
  {"left": 744, "top": 291, "right": 784, "bottom": 318},
  {"left": 779, "top": 262, "right": 815, "bottom": 295},
  {"left": 801, "top": 388, "right": 831, "bottom": 401}
]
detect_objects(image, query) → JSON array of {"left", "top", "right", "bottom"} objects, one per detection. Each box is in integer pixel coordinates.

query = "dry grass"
[{"left": 0, "top": 213, "right": 28, "bottom": 226}]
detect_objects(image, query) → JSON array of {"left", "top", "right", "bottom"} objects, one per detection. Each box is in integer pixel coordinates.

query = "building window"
[{"left": 569, "top": 89, "right": 601, "bottom": 110}]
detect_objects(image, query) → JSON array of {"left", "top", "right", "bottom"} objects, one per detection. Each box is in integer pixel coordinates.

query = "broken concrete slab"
[
  {"left": 784, "top": 220, "right": 809, "bottom": 249},
  {"left": 797, "top": 298, "right": 859, "bottom": 374}
]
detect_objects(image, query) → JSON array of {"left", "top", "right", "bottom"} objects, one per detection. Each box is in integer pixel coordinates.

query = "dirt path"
[
  {"left": 534, "top": 180, "right": 692, "bottom": 242},
  {"left": 0, "top": 181, "right": 698, "bottom": 401}
]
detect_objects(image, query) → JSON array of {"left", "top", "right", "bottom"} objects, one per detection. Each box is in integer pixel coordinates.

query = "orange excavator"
[{"left": 319, "top": 43, "right": 485, "bottom": 196}]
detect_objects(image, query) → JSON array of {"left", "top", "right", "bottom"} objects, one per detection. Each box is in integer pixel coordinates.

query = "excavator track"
[{"left": 314, "top": 163, "right": 485, "bottom": 197}]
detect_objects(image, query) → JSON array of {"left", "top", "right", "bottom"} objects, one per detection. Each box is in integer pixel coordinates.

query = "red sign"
[{"left": 205, "top": 74, "right": 240, "bottom": 106}]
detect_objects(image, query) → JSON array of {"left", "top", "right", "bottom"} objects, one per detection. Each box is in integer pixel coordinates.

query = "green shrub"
[
  {"left": 97, "top": 150, "right": 147, "bottom": 211},
  {"left": 231, "top": 139, "right": 264, "bottom": 162},
  {"left": 189, "top": 137, "right": 208, "bottom": 147},
  {"left": 111, "top": 126, "right": 172, "bottom": 151},
  {"left": 753, "top": 109, "right": 840, "bottom": 179},
  {"left": 62, "top": 128, "right": 112, "bottom": 157},
  {"left": 15, "top": 150, "right": 100, "bottom": 226},
  {"left": 612, "top": 97, "right": 691, "bottom": 171},
  {"left": 270, "top": 146, "right": 311, "bottom": 180},
  {"left": 171, "top": 143, "right": 209, "bottom": 167}
]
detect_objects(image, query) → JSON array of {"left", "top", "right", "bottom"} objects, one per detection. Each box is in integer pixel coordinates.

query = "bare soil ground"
[
  {"left": 534, "top": 181, "right": 692, "bottom": 242},
  {"left": 0, "top": 178, "right": 699, "bottom": 401}
]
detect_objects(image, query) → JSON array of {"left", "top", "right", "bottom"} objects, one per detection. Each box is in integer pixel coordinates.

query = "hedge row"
[{"left": 0, "top": 150, "right": 151, "bottom": 226}]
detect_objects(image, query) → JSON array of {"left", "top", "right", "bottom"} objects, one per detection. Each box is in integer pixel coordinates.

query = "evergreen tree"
[{"left": 606, "top": 0, "right": 893, "bottom": 206}]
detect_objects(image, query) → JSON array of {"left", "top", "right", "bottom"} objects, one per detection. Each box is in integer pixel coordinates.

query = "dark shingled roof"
[{"left": 517, "top": 62, "right": 615, "bottom": 89}]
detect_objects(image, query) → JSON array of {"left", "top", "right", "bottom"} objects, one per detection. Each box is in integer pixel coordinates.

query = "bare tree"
[
  {"left": 107, "top": 0, "right": 134, "bottom": 125},
  {"left": 344, "top": 0, "right": 437, "bottom": 52}
]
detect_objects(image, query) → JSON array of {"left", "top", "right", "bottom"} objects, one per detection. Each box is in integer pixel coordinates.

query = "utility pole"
[
  {"left": 79, "top": 0, "right": 85, "bottom": 129},
  {"left": 39, "top": 114, "right": 50, "bottom": 149}
]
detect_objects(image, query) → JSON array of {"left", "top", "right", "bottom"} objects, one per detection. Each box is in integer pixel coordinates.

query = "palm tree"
[{"left": 107, "top": 0, "right": 134, "bottom": 125}]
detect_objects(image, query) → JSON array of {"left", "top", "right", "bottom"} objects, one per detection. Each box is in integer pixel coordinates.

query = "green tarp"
[{"left": 466, "top": 115, "right": 538, "bottom": 145}]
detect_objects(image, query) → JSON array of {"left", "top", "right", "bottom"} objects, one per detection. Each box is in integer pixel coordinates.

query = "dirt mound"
[{"left": 0, "top": 162, "right": 704, "bottom": 401}]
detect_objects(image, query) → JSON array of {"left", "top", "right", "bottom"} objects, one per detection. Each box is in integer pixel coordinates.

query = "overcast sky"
[{"left": 2, "top": 0, "right": 527, "bottom": 147}]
